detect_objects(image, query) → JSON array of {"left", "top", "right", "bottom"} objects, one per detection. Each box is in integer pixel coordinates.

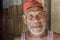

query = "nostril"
[
  {"left": 32, "top": 17, "right": 41, "bottom": 22},
  {"left": 34, "top": 20, "right": 39, "bottom": 22},
  {"left": 33, "top": 19, "right": 40, "bottom": 23}
]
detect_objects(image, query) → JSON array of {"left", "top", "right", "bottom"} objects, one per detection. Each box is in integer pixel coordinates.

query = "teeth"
[
  {"left": 33, "top": 25, "right": 42, "bottom": 27},
  {"left": 34, "top": 26, "right": 40, "bottom": 28}
]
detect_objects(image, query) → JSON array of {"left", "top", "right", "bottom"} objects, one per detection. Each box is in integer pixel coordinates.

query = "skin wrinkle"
[
  {"left": 23, "top": 6, "right": 48, "bottom": 39},
  {"left": 24, "top": 6, "right": 43, "bottom": 14}
]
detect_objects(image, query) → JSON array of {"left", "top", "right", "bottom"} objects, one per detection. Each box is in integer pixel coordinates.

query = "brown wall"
[{"left": 3, "top": 5, "right": 24, "bottom": 40}]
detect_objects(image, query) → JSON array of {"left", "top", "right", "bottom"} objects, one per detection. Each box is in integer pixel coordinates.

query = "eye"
[
  {"left": 28, "top": 14, "right": 33, "bottom": 20},
  {"left": 38, "top": 14, "right": 42, "bottom": 18}
]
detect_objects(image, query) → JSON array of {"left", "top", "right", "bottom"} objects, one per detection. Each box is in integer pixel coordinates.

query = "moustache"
[
  {"left": 31, "top": 24, "right": 42, "bottom": 28},
  {"left": 30, "top": 22, "right": 43, "bottom": 27}
]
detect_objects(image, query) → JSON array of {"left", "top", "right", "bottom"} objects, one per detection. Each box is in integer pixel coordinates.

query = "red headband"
[{"left": 23, "top": 0, "right": 44, "bottom": 11}]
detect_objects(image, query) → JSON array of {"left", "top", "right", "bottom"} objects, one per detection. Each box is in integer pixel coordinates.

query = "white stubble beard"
[{"left": 27, "top": 22, "right": 46, "bottom": 36}]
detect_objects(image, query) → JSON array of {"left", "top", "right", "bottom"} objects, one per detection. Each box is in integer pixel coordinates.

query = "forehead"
[
  {"left": 25, "top": 6, "right": 43, "bottom": 14},
  {"left": 27, "top": 11, "right": 42, "bottom": 16}
]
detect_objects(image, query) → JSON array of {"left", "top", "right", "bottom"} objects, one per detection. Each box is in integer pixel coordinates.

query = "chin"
[
  {"left": 30, "top": 31, "right": 44, "bottom": 36},
  {"left": 29, "top": 27, "right": 46, "bottom": 36},
  {"left": 29, "top": 28, "right": 45, "bottom": 36}
]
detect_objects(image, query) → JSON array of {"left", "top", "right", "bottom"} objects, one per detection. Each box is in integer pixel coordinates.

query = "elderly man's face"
[{"left": 24, "top": 6, "right": 47, "bottom": 36}]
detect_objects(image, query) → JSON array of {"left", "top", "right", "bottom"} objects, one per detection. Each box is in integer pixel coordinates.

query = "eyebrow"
[
  {"left": 39, "top": 9, "right": 46, "bottom": 14},
  {"left": 38, "top": 11, "right": 43, "bottom": 14}
]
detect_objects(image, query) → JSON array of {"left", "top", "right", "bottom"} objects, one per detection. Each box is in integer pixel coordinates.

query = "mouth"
[
  {"left": 32, "top": 26, "right": 43, "bottom": 32},
  {"left": 33, "top": 24, "right": 42, "bottom": 27},
  {"left": 33, "top": 26, "right": 42, "bottom": 29}
]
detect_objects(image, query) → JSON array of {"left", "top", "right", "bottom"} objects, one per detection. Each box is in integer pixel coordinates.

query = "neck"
[{"left": 27, "top": 29, "right": 48, "bottom": 38}]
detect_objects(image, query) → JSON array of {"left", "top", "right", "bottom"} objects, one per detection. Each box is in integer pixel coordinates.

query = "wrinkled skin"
[
  {"left": 23, "top": 6, "right": 48, "bottom": 37},
  {"left": 22, "top": 6, "right": 48, "bottom": 40}
]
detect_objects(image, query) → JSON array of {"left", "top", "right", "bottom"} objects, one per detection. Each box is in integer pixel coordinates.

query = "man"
[{"left": 14, "top": 0, "right": 60, "bottom": 40}]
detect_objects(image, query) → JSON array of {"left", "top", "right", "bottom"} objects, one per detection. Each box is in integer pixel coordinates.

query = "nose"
[{"left": 33, "top": 17, "right": 40, "bottom": 23}]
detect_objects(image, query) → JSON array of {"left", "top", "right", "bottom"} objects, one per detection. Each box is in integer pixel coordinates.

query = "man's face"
[{"left": 24, "top": 6, "right": 47, "bottom": 36}]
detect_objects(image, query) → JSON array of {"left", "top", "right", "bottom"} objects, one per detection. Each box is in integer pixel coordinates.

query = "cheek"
[
  {"left": 40, "top": 18, "right": 46, "bottom": 23},
  {"left": 26, "top": 19, "right": 32, "bottom": 25}
]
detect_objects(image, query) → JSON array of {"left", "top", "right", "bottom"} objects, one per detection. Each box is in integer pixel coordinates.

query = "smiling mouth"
[
  {"left": 33, "top": 25, "right": 42, "bottom": 28},
  {"left": 33, "top": 25, "right": 42, "bottom": 27}
]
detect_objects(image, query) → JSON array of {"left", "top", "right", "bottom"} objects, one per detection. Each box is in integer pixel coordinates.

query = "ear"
[
  {"left": 44, "top": 8, "right": 48, "bottom": 21},
  {"left": 43, "top": 9, "right": 48, "bottom": 21},
  {"left": 22, "top": 15, "right": 27, "bottom": 24},
  {"left": 46, "top": 10, "right": 48, "bottom": 21}
]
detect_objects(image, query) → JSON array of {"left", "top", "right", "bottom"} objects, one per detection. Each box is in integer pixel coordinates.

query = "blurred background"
[
  {"left": 51, "top": 0, "right": 60, "bottom": 34},
  {"left": 2, "top": 0, "right": 60, "bottom": 40}
]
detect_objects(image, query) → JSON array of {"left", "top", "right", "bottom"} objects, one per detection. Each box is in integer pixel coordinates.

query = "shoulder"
[
  {"left": 53, "top": 32, "right": 60, "bottom": 40},
  {"left": 13, "top": 35, "right": 21, "bottom": 40}
]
